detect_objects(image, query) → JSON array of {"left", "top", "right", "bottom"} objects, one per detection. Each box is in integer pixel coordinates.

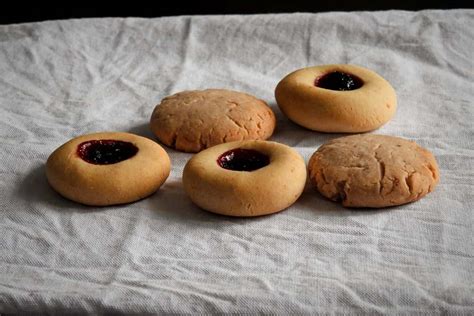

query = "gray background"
[{"left": 0, "top": 10, "right": 473, "bottom": 313}]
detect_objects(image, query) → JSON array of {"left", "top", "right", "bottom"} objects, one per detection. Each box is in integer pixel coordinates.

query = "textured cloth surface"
[{"left": 0, "top": 10, "right": 473, "bottom": 314}]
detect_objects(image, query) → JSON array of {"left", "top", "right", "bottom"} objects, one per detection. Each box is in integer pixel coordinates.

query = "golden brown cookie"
[
  {"left": 182, "top": 140, "right": 307, "bottom": 216},
  {"left": 150, "top": 89, "right": 276, "bottom": 153},
  {"left": 46, "top": 132, "right": 171, "bottom": 206},
  {"left": 308, "top": 134, "right": 439, "bottom": 208},
  {"left": 275, "top": 64, "right": 397, "bottom": 133}
]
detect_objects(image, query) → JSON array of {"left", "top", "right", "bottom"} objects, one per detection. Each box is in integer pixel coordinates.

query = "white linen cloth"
[{"left": 0, "top": 10, "right": 473, "bottom": 314}]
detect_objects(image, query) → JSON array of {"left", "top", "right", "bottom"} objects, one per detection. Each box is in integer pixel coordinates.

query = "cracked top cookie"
[
  {"left": 308, "top": 134, "right": 439, "bottom": 208},
  {"left": 150, "top": 89, "right": 276, "bottom": 152}
]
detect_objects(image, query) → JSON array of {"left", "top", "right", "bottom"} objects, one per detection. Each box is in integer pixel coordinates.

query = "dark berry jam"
[
  {"left": 315, "top": 71, "right": 363, "bottom": 91},
  {"left": 77, "top": 140, "right": 138, "bottom": 165},
  {"left": 217, "top": 148, "right": 270, "bottom": 172}
]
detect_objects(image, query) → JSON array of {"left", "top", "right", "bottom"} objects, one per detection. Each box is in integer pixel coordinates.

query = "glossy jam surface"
[
  {"left": 315, "top": 71, "right": 363, "bottom": 91},
  {"left": 77, "top": 140, "right": 138, "bottom": 165},
  {"left": 217, "top": 148, "right": 270, "bottom": 172}
]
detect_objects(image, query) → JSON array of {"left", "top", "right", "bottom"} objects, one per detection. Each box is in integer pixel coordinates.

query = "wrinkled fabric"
[{"left": 0, "top": 10, "right": 473, "bottom": 314}]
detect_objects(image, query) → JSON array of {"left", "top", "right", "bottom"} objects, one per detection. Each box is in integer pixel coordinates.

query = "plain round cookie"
[
  {"left": 183, "top": 140, "right": 307, "bottom": 217},
  {"left": 275, "top": 64, "right": 397, "bottom": 133},
  {"left": 46, "top": 132, "right": 171, "bottom": 206},
  {"left": 150, "top": 89, "right": 276, "bottom": 153},
  {"left": 308, "top": 134, "right": 439, "bottom": 208}
]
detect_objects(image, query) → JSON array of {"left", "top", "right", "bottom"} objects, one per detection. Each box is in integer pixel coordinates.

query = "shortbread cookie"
[
  {"left": 150, "top": 89, "right": 276, "bottom": 152},
  {"left": 183, "top": 140, "right": 307, "bottom": 216},
  {"left": 308, "top": 134, "right": 439, "bottom": 208},
  {"left": 46, "top": 132, "right": 171, "bottom": 206},
  {"left": 275, "top": 64, "right": 397, "bottom": 133}
]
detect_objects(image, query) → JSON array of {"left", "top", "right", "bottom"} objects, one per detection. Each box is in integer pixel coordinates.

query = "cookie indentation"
[
  {"left": 315, "top": 71, "right": 363, "bottom": 91},
  {"left": 217, "top": 148, "right": 269, "bottom": 172},
  {"left": 77, "top": 140, "right": 138, "bottom": 165}
]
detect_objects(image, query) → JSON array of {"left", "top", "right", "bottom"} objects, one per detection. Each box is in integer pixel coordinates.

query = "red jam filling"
[
  {"left": 77, "top": 140, "right": 138, "bottom": 165},
  {"left": 217, "top": 148, "right": 270, "bottom": 172},
  {"left": 315, "top": 71, "right": 363, "bottom": 91}
]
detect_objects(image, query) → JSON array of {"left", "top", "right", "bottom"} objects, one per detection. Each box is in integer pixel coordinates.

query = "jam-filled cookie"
[
  {"left": 150, "top": 89, "right": 276, "bottom": 153},
  {"left": 275, "top": 64, "right": 397, "bottom": 133},
  {"left": 46, "top": 132, "right": 171, "bottom": 206},
  {"left": 182, "top": 140, "right": 307, "bottom": 216},
  {"left": 308, "top": 134, "right": 439, "bottom": 208}
]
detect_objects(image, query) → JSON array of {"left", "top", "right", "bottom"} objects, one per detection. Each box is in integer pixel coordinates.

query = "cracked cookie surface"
[
  {"left": 150, "top": 89, "right": 276, "bottom": 152},
  {"left": 308, "top": 134, "right": 439, "bottom": 208}
]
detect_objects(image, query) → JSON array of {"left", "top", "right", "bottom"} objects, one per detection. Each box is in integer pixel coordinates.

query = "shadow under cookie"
[
  {"left": 145, "top": 179, "right": 274, "bottom": 225},
  {"left": 17, "top": 164, "right": 94, "bottom": 212},
  {"left": 127, "top": 122, "right": 155, "bottom": 140},
  {"left": 269, "top": 102, "right": 351, "bottom": 148}
]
